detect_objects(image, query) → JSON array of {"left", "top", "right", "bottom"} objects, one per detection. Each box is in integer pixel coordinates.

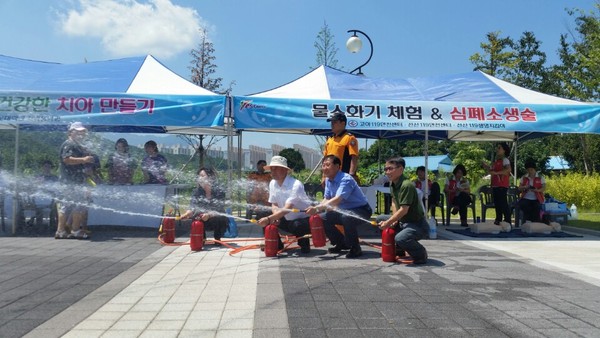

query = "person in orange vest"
[
  {"left": 483, "top": 142, "right": 512, "bottom": 225},
  {"left": 414, "top": 166, "right": 440, "bottom": 219},
  {"left": 323, "top": 113, "right": 359, "bottom": 183},
  {"left": 444, "top": 164, "right": 472, "bottom": 227},
  {"left": 517, "top": 160, "right": 545, "bottom": 224}
]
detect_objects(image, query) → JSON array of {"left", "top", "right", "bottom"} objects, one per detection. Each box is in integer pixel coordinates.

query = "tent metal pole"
[{"left": 12, "top": 125, "right": 20, "bottom": 235}]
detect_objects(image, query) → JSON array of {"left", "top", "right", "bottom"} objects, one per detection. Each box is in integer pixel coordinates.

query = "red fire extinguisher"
[
  {"left": 190, "top": 218, "right": 204, "bottom": 251},
  {"left": 161, "top": 215, "right": 175, "bottom": 244},
  {"left": 381, "top": 227, "right": 396, "bottom": 262},
  {"left": 264, "top": 223, "right": 280, "bottom": 257},
  {"left": 309, "top": 214, "right": 326, "bottom": 248}
]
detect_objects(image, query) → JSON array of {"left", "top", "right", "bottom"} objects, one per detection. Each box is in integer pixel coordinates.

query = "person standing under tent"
[
  {"left": 307, "top": 155, "right": 372, "bottom": 259},
  {"left": 483, "top": 142, "right": 512, "bottom": 225},
  {"left": 55, "top": 122, "right": 95, "bottom": 240},
  {"left": 414, "top": 165, "right": 440, "bottom": 219},
  {"left": 141, "top": 140, "right": 168, "bottom": 184},
  {"left": 377, "top": 156, "right": 429, "bottom": 264},
  {"left": 255, "top": 156, "right": 312, "bottom": 254},
  {"left": 106, "top": 138, "right": 136, "bottom": 185},
  {"left": 517, "top": 160, "right": 545, "bottom": 224},
  {"left": 323, "top": 112, "right": 360, "bottom": 183}
]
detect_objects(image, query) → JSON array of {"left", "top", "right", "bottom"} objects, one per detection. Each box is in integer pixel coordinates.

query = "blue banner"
[
  {"left": 233, "top": 96, "right": 600, "bottom": 134},
  {"left": 0, "top": 91, "right": 225, "bottom": 128}
]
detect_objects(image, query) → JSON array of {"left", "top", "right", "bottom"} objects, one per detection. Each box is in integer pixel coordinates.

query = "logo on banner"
[{"left": 239, "top": 100, "right": 266, "bottom": 112}]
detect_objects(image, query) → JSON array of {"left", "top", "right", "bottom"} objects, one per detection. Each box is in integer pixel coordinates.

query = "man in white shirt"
[{"left": 256, "top": 156, "right": 313, "bottom": 253}]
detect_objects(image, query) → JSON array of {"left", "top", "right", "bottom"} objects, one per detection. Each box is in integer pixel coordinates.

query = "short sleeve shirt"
[
  {"left": 391, "top": 175, "right": 424, "bottom": 223},
  {"left": 324, "top": 171, "right": 368, "bottom": 209},
  {"left": 268, "top": 175, "right": 312, "bottom": 221}
]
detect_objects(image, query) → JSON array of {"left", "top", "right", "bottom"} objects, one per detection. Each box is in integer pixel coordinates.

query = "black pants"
[
  {"left": 278, "top": 217, "right": 311, "bottom": 248},
  {"left": 492, "top": 187, "right": 510, "bottom": 223},
  {"left": 450, "top": 192, "right": 472, "bottom": 225},
  {"left": 205, "top": 215, "right": 228, "bottom": 240},
  {"left": 517, "top": 198, "right": 541, "bottom": 223}
]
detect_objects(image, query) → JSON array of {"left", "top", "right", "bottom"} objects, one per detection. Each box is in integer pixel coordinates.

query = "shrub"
[{"left": 545, "top": 173, "right": 600, "bottom": 210}]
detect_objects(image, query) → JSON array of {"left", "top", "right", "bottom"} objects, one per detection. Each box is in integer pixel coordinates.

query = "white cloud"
[{"left": 57, "top": 0, "right": 205, "bottom": 59}]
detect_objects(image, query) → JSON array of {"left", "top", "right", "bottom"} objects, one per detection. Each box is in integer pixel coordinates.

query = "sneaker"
[
  {"left": 54, "top": 231, "right": 69, "bottom": 239},
  {"left": 71, "top": 230, "right": 89, "bottom": 240},
  {"left": 460, "top": 222, "right": 469, "bottom": 227},
  {"left": 494, "top": 220, "right": 501, "bottom": 225},
  {"left": 396, "top": 249, "right": 407, "bottom": 258},
  {"left": 328, "top": 244, "right": 350, "bottom": 254},
  {"left": 345, "top": 246, "right": 363, "bottom": 258}
]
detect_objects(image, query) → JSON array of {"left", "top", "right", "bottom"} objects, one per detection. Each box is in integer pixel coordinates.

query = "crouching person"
[
  {"left": 255, "top": 156, "right": 312, "bottom": 253},
  {"left": 377, "top": 157, "right": 429, "bottom": 264},
  {"left": 180, "top": 167, "right": 228, "bottom": 244},
  {"left": 306, "top": 155, "right": 372, "bottom": 258}
]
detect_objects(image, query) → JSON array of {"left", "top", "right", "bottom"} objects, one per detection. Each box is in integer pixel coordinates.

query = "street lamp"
[{"left": 346, "top": 29, "right": 373, "bottom": 76}]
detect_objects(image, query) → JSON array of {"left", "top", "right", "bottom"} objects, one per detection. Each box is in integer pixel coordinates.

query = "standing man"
[
  {"left": 414, "top": 165, "right": 440, "bottom": 219},
  {"left": 307, "top": 155, "right": 372, "bottom": 258},
  {"left": 323, "top": 112, "right": 359, "bottom": 182},
  {"left": 256, "top": 156, "right": 312, "bottom": 254},
  {"left": 377, "top": 157, "right": 429, "bottom": 264},
  {"left": 55, "top": 122, "right": 95, "bottom": 239},
  {"left": 247, "top": 159, "right": 272, "bottom": 220}
]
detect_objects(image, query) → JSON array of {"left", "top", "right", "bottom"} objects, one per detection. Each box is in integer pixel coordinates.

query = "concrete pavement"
[{"left": 1, "top": 222, "right": 599, "bottom": 337}]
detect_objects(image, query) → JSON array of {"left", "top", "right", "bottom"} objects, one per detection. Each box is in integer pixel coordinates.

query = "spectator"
[
  {"left": 414, "top": 165, "right": 440, "bottom": 219},
  {"left": 246, "top": 159, "right": 272, "bottom": 220},
  {"left": 256, "top": 156, "right": 312, "bottom": 254},
  {"left": 376, "top": 156, "right": 429, "bottom": 264},
  {"left": 141, "top": 140, "right": 167, "bottom": 184},
  {"left": 517, "top": 160, "right": 545, "bottom": 224},
  {"left": 306, "top": 155, "right": 372, "bottom": 258},
  {"left": 106, "top": 138, "right": 136, "bottom": 185},
  {"left": 444, "top": 164, "right": 472, "bottom": 227}
]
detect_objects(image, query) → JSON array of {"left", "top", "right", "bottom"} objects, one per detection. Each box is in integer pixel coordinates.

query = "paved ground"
[{"left": 1, "top": 222, "right": 599, "bottom": 338}]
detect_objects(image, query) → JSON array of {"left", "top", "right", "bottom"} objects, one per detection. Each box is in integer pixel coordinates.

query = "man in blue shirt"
[{"left": 307, "top": 155, "right": 372, "bottom": 258}]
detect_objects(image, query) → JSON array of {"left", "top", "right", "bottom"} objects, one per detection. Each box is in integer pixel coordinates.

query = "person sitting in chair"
[
  {"left": 414, "top": 166, "right": 440, "bottom": 219},
  {"left": 517, "top": 160, "right": 545, "bottom": 225},
  {"left": 444, "top": 164, "right": 472, "bottom": 227}
]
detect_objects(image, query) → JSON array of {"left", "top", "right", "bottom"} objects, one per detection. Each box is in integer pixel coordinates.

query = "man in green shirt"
[{"left": 377, "top": 157, "right": 429, "bottom": 264}]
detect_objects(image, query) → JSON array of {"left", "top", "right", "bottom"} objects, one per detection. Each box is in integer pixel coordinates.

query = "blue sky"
[{"left": 1, "top": 0, "right": 597, "bottom": 150}]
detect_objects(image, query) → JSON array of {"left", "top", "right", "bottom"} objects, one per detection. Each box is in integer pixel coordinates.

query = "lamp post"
[{"left": 346, "top": 29, "right": 373, "bottom": 76}]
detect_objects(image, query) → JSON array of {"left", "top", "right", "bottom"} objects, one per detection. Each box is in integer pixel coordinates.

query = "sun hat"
[
  {"left": 264, "top": 156, "right": 292, "bottom": 171},
  {"left": 68, "top": 121, "right": 87, "bottom": 131}
]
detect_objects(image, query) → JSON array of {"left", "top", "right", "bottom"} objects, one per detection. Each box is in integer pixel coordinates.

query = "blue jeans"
[
  {"left": 322, "top": 204, "right": 372, "bottom": 248},
  {"left": 376, "top": 215, "right": 428, "bottom": 260}
]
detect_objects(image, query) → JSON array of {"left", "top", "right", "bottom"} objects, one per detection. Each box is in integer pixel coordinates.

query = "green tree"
[
  {"left": 279, "top": 148, "right": 305, "bottom": 171},
  {"left": 313, "top": 20, "right": 339, "bottom": 68},
  {"left": 185, "top": 27, "right": 232, "bottom": 168},
  {"left": 448, "top": 142, "right": 487, "bottom": 187},
  {"left": 469, "top": 31, "right": 516, "bottom": 77},
  {"left": 505, "top": 31, "right": 548, "bottom": 92}
]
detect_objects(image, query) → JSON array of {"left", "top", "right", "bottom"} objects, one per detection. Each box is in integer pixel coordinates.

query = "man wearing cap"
[
  {"left": 307, "top": 155, "right": 372, "bottom": 258},
  {"left": 324, "top": 112, "right": 359, "bottom": 182},
  {"left": 55, "top": 122, "right": 95, "bottom": 239},
  {"left": 256, "top": 156, "right": 313, "bottom": 253}
]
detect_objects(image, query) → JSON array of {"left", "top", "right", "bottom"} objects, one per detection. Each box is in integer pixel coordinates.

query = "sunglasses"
[{"left": 384, "top": 166, "right": 398, "bottom": 172}]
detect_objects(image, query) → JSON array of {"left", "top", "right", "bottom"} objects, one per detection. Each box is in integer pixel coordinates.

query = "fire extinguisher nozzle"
[{"left": 249, "top": 219, "right": 257, "bottom": 223}]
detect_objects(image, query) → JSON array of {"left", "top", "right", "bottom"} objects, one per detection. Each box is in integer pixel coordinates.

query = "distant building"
[
  {"left": 403, "top": 155, "right": 454, "bottom": 174},
  {"left": 547, "top": 156, "right": 571, "bottom": 171}
]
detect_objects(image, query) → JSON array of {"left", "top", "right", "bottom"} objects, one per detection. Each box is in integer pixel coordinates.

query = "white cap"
[{"left": 68, "top": 121, "right": 86, "bottom": 131}]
